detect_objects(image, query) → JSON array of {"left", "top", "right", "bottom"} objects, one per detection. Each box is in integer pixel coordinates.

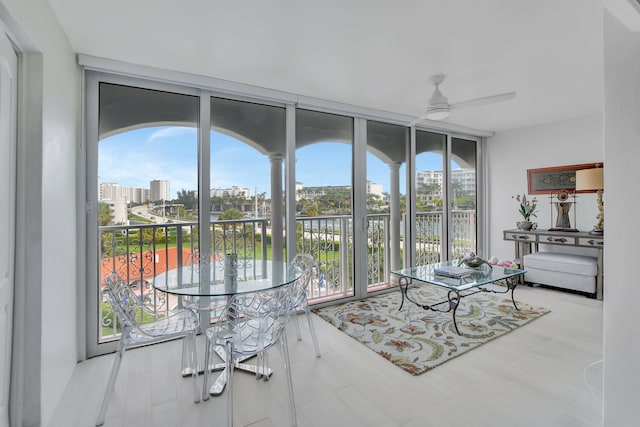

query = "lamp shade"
[{"left": 575, "top": 167, "right": 604, "bottom": 191}]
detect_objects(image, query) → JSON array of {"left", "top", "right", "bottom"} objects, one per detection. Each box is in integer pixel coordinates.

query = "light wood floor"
[{"left": 49, "top": 285, "right": 603, "bottom": 427}]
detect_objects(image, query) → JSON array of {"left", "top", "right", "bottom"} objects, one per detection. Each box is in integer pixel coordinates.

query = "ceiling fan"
[{"left": 408, "top": 74, "right": 516, "bottom": 126}]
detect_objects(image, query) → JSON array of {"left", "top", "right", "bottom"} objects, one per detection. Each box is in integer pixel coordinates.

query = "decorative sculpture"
[
  {"left": 548, "top": 191, "right": 578, "bottom": 232},
  {"left": 457, "top": 253, "right": 493, "bottom": 269}
]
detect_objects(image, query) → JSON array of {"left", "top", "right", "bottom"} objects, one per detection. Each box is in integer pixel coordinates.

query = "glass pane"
[
  {"left": 97, "top": 82, "right": 199, "bottom": 343},
  {"left": 296, "top": 109, "right": 354, "bottom": 301},
  {"left": 210, "top": 97, "right": 286, "bottom": 275},
  {"left": 450, "top": 137, "right": 477, "bottom": 257},
  {"left": 415, "top": 130, "right": 446, "bottom": 264},
  {"left": 366, "top": 121, "right": 408, "bottom": 290}
]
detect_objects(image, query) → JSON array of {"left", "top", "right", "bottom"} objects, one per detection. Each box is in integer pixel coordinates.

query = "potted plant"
[{"left": 513, "top": 194, "right": 538, "bottom": 230}]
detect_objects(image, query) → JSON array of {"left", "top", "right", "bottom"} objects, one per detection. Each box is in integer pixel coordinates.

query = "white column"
[
  {"left": 284, "top": 105, "right": 296, "bottom": 263},
  {"left": 389, "top": 162, "right": 402, "bottom": 272},
  {"left": 270, "top": 154, "right": 284, "bottom": 263}
]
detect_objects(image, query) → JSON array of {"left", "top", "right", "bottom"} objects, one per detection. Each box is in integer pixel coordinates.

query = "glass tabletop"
[
  {"left": 392, "top": 260, "right": 525, "bottom": 291},
  {"left": 153, "top": 261, "right": 301, "bottom": 296}
]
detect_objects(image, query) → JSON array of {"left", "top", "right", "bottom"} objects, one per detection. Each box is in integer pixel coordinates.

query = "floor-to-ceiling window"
[
  {"left": 449, "top": 137, "right": 478, "bottom": 257},
  {"left": 88, "top": 77, "right": 200, "bottom": 355},
  {"left": 414, "top": 130, "right": 447, "bottom": 264},
  {"left": 412, "top": 131, "right": 478, "bottom": 264},
  {"left": 366, "top": 121, "right": 408, "bottom": 292},
  {"left": 209, "top": 96, "right": 286, "bottom": 293},
  {"left": 85, "top": 69, "right": 484, "bottom": 355},
  {"left": 295, "top": 109, "right": 355, "bottom": 301}
]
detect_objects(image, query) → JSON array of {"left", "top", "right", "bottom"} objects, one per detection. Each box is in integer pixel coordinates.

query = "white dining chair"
[
  {"left": 202, "top": 285, "right": 297, "bottom": 427},
  {"left": 290, "top": 253, "right": 321, "bottom": 357},
  {"left": 96, "top": 273, "right": 200, "bottom": 426}
]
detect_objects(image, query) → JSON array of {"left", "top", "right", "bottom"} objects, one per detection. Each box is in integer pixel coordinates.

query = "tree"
[
  {"left": 98, "top": 202, "right": 114, "bottom": 226},
  {"left": 175, "top": 189, "right": 197, "bottom": 211},
  {"left": 219, "top": 208, "right": 244, "bottom": 221}
]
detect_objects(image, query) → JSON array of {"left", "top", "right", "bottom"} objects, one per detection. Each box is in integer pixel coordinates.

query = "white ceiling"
[{"left": 48, "top": 0, "right": 604, "bottom": 133}]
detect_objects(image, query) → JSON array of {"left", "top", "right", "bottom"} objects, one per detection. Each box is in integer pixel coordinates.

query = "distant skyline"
[{"left": 98, "top": 126, "right": 455, "bottom": 198}]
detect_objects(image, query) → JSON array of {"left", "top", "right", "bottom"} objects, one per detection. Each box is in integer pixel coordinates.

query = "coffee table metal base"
[{"left": 397, "top": 276, "right": 520, "bottom": 335}]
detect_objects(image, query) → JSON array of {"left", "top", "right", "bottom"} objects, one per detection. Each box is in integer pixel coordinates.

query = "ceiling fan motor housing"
[{"left": 426, "top": 87, "right": 450, "bottom": 119}]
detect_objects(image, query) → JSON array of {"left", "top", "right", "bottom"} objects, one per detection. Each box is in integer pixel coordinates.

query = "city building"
[
  {"left": 149, "top": 179, "right": 170, "bottom": 202},
  {"left": 210, "top": 186, "right": 251, "bottom": 198},
  {"left": 104, "top": 199, "right": 127, "bottom": 224},
  {"left": 366, "top": 180, "right": 384, "bottom": 198},
  {"left": 99, "top": 181, "right": 149, "bottom": 204}
]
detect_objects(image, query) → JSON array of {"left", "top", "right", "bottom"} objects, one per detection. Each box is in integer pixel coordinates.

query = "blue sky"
[{"left": 99, "top": 126, "right": 446, "bottom": 198}]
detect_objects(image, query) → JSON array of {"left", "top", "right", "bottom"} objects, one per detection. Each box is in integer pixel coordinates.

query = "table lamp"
[{"left": 575, "top": 167, "right": 604, "bottom": 235}]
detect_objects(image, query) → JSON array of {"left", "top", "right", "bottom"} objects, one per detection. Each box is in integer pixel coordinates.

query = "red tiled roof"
[{"left": 99, "top": 247, "right": 195, "bottom": 284}]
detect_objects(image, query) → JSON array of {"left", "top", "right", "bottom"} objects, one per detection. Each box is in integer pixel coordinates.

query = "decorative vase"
[{"left": 517, "top": 220, "right": 535, "bottom": 230}]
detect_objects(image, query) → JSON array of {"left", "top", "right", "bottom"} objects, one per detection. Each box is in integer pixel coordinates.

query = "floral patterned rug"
[{"left": 313, "top": 284, "right": 550, "bottom": 375}]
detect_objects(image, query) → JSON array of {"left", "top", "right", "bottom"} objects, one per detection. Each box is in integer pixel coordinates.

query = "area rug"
[{"left": 312, "top": 284, "right": 550, "bottom": 375}]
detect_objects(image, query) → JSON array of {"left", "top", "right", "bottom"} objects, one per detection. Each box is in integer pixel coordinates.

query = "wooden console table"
[{"left": 503, "top": 229, "right": 604, "bottom": 300}]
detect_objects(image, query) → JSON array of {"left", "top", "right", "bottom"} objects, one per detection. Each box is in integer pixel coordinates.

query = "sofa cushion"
[{"left": 523, "top": 252, "right": 598, "bottom": 277}]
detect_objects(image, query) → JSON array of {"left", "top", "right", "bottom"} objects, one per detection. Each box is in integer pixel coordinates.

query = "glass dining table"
[{"left": 153, "top": 259, "right": 301, "bottom": 396}]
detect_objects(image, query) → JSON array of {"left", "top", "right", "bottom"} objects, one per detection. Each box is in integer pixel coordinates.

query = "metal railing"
[
  {"left": 296, "top": 215, "right": 353, "bottom": 299},
  {"left": 414, "top": 210, "right": 477, "bottom": 264},
  {"left": 98, "top": 211, "right": 476, "bottom": 342},
  {"left": 98, "top": 218, "right": 268, "bottom": 342}
]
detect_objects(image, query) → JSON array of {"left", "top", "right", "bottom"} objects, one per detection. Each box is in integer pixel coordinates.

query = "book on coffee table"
[{"left": 433, "top": 266, "right": 473, "bottom": 279}]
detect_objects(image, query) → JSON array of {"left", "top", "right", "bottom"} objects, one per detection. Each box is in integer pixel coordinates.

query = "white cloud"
[{"left": 147, "top": 127, "right": 196, "bottom": 143}]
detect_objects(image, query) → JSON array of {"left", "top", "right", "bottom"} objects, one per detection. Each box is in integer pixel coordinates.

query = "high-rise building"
[
  {"left": 99, "top": 182, "right": 149, "bottom": 204},
  {"left": 416, "top": 170, "right": 444, "bottom": 190},
  {"left": 150, "top": 179, "right": 170, "bottom": 202},
  {"left": 415, "top": 169, "right": 476, "bottom": 197},
  {"left": 366, "top": 181, "right": 384, "bottom": 197},
  {"left": 451, "top": 169, "right": 476, "bottom": 196}
]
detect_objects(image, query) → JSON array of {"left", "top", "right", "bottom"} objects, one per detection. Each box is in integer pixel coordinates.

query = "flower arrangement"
[{"left": 513, "top": 194, "right": 538, "bottom": 221}]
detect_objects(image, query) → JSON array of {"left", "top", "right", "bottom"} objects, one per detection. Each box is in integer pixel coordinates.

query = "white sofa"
[{"left": 523, "top": 248, "right": 598, "bottom": 297}]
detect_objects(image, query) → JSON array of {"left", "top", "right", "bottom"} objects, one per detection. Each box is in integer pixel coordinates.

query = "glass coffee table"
[{"left": 392, "top": 260, "right": 526, "bottom": 335}]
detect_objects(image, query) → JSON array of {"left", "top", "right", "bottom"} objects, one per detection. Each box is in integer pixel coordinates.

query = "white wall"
[
  {"left": 0, "top": 0, "right": 80, "bottom": 425},
  {"left": 602, "top": 10, "right": 640, "bottom": 426},
  {"left": 487, "top": 114, "right": 604, "bottom": 262}
]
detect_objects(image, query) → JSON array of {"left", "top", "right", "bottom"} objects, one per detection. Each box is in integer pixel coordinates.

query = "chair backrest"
[
  {"left": 220, "top": 286, "right": 292, "bottom": 356},
  {"left": 290, "top": 253, "right": 318, "bottom": 307},
  {"left": 104, "top": 273, "right": 158, "bottom": 330}
]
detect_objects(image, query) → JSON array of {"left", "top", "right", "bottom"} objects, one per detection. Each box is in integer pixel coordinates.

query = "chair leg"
[
  {"left": 279, "top": 333, "right": 298, "bottom": 427},
  {"left": 225, "top": 341, "right": 234, "bottom": 427},
  {"left": 202, "top": 336, "right": 212, "bottom": 401},
  {"left": 304, "top": 305, "right": 321, "bottom": 358},
  {"left": 96, "top": 332, "right": 128, "bottom": 426},
  {"left": 186, "top": 333, "right": 200, "bottom": 403},
  {"left": 255, "top": 351, "right": 264, "bottom": 380},
  {"left": 181, "top": 334, "right": 188, "bottom": 375},
  {"left": 261, "top": 350, "right": 269, "bottom": 381},
  {"left": 292, "top": 310, "right": 303, "bottom": 341}
]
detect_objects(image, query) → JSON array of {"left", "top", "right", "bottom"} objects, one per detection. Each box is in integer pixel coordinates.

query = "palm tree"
[{"left": 98, "top": 202, "right": 114, "bottom": 226}]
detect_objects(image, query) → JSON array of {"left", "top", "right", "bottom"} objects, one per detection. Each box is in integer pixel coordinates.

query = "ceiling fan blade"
[
  {"left": 449, "top": 91, "right": 516, "bottom": 110},
  {"left": 408, "top": 113, "right": 430, "bottom": 127}
]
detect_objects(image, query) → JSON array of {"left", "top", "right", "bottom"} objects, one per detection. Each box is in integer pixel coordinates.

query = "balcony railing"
[
  {"left": 98, "top": 211, "right": 475, "bottom": 343},
  {"left": 98, "top": 218, "right": 268, "bottom": 343}
]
